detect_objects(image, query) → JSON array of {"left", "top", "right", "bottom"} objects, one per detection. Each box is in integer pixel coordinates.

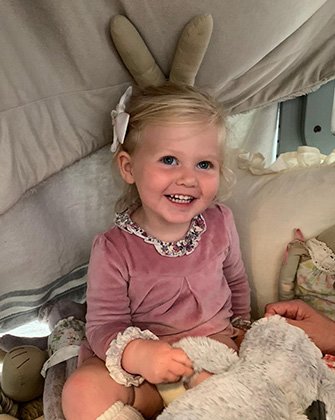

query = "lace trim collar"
[
  {"left": 306, "top": 238, "right": 335, "bottom": 274},
  {"left": 115, "top": 210, "right": 206, "bottom": 257}
]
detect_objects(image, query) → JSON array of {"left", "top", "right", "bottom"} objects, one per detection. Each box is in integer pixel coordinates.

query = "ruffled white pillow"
[{"left": 226, "top": 147, "right": 335, "bottom": 318}]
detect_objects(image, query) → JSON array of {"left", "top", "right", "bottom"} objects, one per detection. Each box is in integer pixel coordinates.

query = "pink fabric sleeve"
[
  {"left": 85, "top": 233, "right": 132, "bottom": 360},
  {"left": 220, "top": 206, "right": 251, "bottom": 320}
]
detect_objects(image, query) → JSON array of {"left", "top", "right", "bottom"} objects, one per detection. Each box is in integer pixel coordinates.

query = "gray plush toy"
[{"left": 158, "top": 316, "right": 335, "bottom": 420}]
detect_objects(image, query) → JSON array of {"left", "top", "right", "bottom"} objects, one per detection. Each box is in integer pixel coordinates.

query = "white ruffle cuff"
[{"left": 105, "top": 326, "right": 158, "bottom": 387}]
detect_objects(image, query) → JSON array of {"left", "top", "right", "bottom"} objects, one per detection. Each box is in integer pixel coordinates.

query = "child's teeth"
[{"left": 169, "top": 194, "right": 193, "bottom": 203}]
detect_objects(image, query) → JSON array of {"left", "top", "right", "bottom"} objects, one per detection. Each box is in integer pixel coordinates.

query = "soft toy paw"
[
  {"left": 173, "top": 336, "right": 238, "bottom": 375},
  {"left": 158, "top": 316, "right": 335, "bottom": 420},
  {"left": 110, "top": 14, "right": 213, "bottom": 87},
  {"left": 279, "top": 225, "right": 335, "bottom": 320}
]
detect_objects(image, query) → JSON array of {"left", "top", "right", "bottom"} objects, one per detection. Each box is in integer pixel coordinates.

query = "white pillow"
[{"left": 226, "top": 149, "right": 335, "bottom": 318}]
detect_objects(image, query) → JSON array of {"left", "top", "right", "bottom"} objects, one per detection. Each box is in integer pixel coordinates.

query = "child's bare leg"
[
  {"left": 133, "top": 381, "right": 164, "bottom": 418},
  {"left": 62, "top": 356, "right": 163, "bottom": 420},
  {"left": 62, "top": 356, "right": 132, "bottom": 419}
]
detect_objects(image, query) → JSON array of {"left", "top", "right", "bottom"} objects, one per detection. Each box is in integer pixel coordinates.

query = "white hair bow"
[{"left": 110, "top": 86, "right": 132, "bottom": 152}]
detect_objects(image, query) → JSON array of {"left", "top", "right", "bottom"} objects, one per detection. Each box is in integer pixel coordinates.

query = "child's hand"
[{"left": 122, "top": 339, "right": 194, "bottom": 384}]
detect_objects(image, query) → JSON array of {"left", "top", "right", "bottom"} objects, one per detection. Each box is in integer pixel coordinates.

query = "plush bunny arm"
[
  {"left": 169, "top": 14, "right": 213, "bottom": 86},
  {"left": 110, "top": 15, "right": 166, "bottom": 88},
  {"left": 278, "top": 243, "right": 306, "bottom": 300}
]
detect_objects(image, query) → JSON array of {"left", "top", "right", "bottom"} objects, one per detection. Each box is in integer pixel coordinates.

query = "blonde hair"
[{"left": 113, "top": 83, "right": 235, "bottom": 212}]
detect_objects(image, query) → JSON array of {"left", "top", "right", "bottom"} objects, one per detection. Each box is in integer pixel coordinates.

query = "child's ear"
[{"left": 117, "top": 151, "right": 135, "bottom": 184}]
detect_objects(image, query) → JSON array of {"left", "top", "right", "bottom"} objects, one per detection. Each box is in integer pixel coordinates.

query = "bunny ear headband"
[{"left": 109, "top": 14, "right": 213, "bottom": 152}]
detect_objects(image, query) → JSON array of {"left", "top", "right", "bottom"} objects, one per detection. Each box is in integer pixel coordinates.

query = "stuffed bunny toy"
[{"left": 279, "top": 225, "right": 335, "bottom": 320}]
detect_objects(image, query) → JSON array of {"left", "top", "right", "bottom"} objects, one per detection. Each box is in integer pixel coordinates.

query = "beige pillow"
[{"left": 226, "top": 149, "right": 335, "bottom": 318}]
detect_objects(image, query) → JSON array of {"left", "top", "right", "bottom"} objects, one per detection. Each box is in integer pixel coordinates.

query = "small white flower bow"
[{"left": 110, "top": 86, "right": 132, "bottom": 153}]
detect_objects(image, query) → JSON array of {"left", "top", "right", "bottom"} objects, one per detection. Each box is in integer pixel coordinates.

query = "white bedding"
[{"left": 0, "top": 147, "right": 117, "bottom": 330}]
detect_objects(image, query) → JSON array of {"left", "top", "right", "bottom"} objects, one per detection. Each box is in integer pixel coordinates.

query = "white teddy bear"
[{"left": 158, "top": 316, "right": 335, "bottom": 420}]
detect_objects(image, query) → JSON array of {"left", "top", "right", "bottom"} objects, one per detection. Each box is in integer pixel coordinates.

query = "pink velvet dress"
[{"left": 79, "top": 204, "right": 250, "bottom": 364}]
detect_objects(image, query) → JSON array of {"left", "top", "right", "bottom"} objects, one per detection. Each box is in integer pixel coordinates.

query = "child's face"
[{"left": 118, "top": 122, "right": 222, "bottom": 235}]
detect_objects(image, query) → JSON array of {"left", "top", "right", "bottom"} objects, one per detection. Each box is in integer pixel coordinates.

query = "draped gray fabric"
[{"left": 0, "top": 0, "right": 334, "bottom": 328}]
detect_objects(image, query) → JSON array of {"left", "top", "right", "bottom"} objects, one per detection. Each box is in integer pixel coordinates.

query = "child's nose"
[{"left": 176, "top": 167, "right": 198, "bottom": 187}]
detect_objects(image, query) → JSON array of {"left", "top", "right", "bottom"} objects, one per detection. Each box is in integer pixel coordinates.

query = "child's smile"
[
  {"left": 118, "top": 122, "right": 221, "bottom": 242},
  {"left": 166, "top": 194, "right": 195, "bottom": 204}
]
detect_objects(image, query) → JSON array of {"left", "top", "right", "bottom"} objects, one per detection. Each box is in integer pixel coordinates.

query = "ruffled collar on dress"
[{"left": 114, "top": 210, "right": 206, "bottom": 257}]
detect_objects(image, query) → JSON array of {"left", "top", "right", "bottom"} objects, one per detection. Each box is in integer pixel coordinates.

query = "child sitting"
[{"left": 62, "top": 83, "right": 251, "bottom": 420}]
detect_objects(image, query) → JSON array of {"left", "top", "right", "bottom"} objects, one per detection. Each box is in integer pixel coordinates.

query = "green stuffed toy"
[
  {"left": 279, "top": 225, "right": 335, "bottom": 320},
  {"left": 0, "top": 345, "right": 47, "bottom": 419}
]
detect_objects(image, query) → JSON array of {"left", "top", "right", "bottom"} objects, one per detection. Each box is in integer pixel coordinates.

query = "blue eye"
[
  {"left": 197, "top": 161, "right": 213, "bottom": 170},
  {"left": 161, "top": 156, "right": 177, "bottom": 165}
]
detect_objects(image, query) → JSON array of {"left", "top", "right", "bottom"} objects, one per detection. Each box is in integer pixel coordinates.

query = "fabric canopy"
[{"left": 1, "top": 0, "right": 334, "bottom": 215}]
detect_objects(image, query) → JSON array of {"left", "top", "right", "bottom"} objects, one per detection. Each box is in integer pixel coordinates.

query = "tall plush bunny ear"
[
  {"left": 110, "top": 15, "right": 165, "bottom": 87},
  {"left": 110, "top": 14, "right": 213, "bottom": 87},
  {"left": 169, "top": 14, "right": 213, "bottom": 86}
]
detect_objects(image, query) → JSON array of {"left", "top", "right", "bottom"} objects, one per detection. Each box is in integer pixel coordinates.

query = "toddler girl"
[{"left": 62, "top": 83, "right": 250, "bottom": 420}]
